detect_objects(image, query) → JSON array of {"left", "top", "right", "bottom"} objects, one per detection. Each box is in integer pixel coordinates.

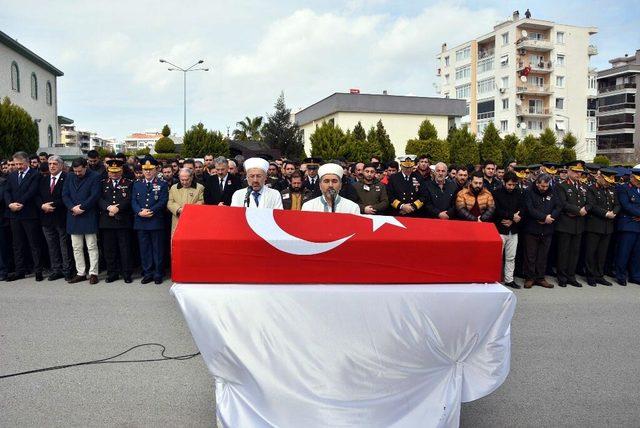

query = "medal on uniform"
[{"left": 363, "top": 185, "right": 370, "bottom": 191}]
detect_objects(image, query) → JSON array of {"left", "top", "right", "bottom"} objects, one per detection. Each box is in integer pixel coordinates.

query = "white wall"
[{"left": 0, "top": 42, "right": 59, "bottom": 149}]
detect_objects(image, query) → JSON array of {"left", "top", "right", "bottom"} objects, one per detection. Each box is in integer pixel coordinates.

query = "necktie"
[
  {"left": 50, "top": 176, "right": 56, "bottom": 194},
  {"left": 219, "top": 178, "right": 224, "bottom": 193},
  {"left": 113, "top": 180, "right": 118, "bottom": 188},
  {"left": 18, "top": 171, "right": 24, "bottom": 184},
  {"left": 147, "top": 181, "right": 151, "bottom": 191},
  {"left": 252, "top": 191, "right": 260, "bottom": 207}
]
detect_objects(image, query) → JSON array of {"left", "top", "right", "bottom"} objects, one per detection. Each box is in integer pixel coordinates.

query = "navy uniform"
[
  {"left": 132, "top": 157, "right": 168, "bottom": 284},
  {"left": 583, "top": 168, "right": 620, "bottom": 286},
  {"left": 302, "top": 157, "right": 322, "bottom": 195},
  {"left": 386, "top": 156, "right": 426, "bottom": 217},
  {"left": 614, "top": 167, "right": 640, "bottom": 286},
  {"left": 99, "top": 159, "right": 133, "bottom": 283},
  {"left": 554, "top": 160, "right": 588, "bottom": 287}
]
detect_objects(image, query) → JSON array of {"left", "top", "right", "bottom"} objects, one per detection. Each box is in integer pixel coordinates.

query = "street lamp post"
[{"left": 159, "top": 58, "right": 209, "bottom": 137}]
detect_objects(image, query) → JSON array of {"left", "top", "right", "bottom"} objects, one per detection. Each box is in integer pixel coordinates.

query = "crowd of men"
[{"left": 1, "top": 149, "right": 639, "bottom": 289}]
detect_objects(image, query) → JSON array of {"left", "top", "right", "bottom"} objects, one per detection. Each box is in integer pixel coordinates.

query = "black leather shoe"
[
  {"left": 504, "top": 281, "right": 521, "bottom": 289},
  {"left": 616, "top": 278, "right": 627, "bottom": 286},
  {"left": 596, "top": 278, "right": 613, "bottom": 286},
  {"left": 568, "top": 279, "right": 582, "bottom": 288},
  {"left": 154, "top": 278, "right": 164, "bottom": 285},
  {"left": 48, "top": 272, "right": 64, "bottom": 281},
  {"left": 558, "top": 281, "right": 567, "bottom": 288},
  {"left": 124, "top": 276, "right": 133, "bottom": 284},
  {"left": 105, "top": 275, "right": 119, "bottom": 283},
  {"left": 6, "top": 273, "right": 26, "bottom": 282},
  {"left": 629, "top": 278, "right": 640, "bottom": 286},
  {"left": 35, "top": 272, "right": 44, "bottom": 282},
  {"left": 141, "top": 276, "right": 153, "bottom": 284},
  {"left": 587, "top": 279, "right": 596, "bottom": 287}
]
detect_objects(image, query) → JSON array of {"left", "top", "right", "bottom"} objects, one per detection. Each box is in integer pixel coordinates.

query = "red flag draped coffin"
[{"left": 171, "top": 205, "right": 502, "bottom": 284}]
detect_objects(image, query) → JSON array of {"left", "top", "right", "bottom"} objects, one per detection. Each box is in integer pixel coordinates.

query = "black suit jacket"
[
  {"left": 385, "top": 172, "right": 427, "bottom": 217},
  {"left": 99, "top": 177, "right": 133, "bottom": 229},
  {"left": 36, "top": 172, "right": 67, "bottom": 227},
  {"left": 204, "top": 174, "right": 242, "bottom": 206},
  {"left": 3, "top": 168, "right": 41, "bottom": 220}
]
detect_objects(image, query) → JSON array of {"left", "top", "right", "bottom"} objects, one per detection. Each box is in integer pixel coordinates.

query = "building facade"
[
  {"left": 0, "top": 30, "right": 63, "bottom": 150},
  {"left": 294, "top": 92, "right": 466, "bottom": 157},
  {"left": 124, "top": 132, "right": 163, "bottom": 153},
  {"left": 59, "top": 124, "right": 117, "bottom": 155},
  {"left": 596, "top": 49, "right": 639, "bottom": 164},
  {"left": 436, "top": 12, "right": 598, "bottom": 160}
]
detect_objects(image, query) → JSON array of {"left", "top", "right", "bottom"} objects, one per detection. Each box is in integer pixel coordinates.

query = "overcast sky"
[{"left": 2, "top": 0, "right": 638, "bottom": 141}]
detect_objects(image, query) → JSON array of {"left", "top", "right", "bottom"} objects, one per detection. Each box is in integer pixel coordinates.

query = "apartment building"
[
  {"left": 596, "top": 49, "right": 639, "bottom": 164},
  {"left": 437, "top": 11, "right": 598, "bottom": 160},
  {"left": 59, "top": 124, "right": 116, "bottom": 154}
]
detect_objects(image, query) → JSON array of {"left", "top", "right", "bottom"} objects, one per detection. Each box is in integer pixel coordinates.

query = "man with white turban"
[
  {"left": 302, "top": 163, "right": 360, "bottom": 214},
  {"left": 231, "top": 157, "right": 283, "bottom": 209}
]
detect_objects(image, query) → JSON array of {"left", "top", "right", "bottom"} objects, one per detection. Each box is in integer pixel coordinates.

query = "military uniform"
[
  {"left": 281, "top": 187, "right": 312, "bottom": 210},
  {"left": 386, "top": 156, "right": 426, "bottom": 217},
  {"left": 99, "top": 159, "right": 134, "bottom": 283},
  {"left": 132, "top": 157, "right": 169, "bottom": 284},
  {"left": 555, "top": 161, "right": 588, "bottom": 286},
  {"left": 583, "top": 169, "right": 620, "bottom": 286},
  {"left": 615, "top": 167, "right": 640, "bottom": 285},
  {"left": 353, "top": 180, "right": 389, "bottom": 214}
]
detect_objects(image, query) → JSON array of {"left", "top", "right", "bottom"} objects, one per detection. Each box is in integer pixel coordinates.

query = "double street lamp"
[{"left": 159, "top": 58, "right": 209, "bottom": 137}]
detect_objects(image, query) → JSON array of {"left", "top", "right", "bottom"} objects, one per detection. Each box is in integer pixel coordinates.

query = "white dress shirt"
[{"left": 231, "top": 186, "right": 283, "bottom": 209}]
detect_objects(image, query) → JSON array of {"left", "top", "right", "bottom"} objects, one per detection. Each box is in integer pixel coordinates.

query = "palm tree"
[{"left": 233, "top": 116, "right": 263, "bottom": 141}]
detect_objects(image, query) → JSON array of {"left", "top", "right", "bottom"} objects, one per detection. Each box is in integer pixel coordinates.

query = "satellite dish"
[
  {"left": 520, "top": 75, "right": 528, "bottom": 83},
  {"left": 520, "top": 122, "right": 527, "bottom": 129},
  {"left": 516, "top": 98, "right": 522, "bottom": 106},
  {"left": 522, "top": 30, "right": 528, "bottom": 38}
]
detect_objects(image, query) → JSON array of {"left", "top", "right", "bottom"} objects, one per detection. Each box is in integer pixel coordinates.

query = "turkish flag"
[{"left": 171, "top": 205, "right": 502, "bottom": 284}]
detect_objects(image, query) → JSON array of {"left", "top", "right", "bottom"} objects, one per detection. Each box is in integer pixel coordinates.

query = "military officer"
[
  {"left": 585, "top": 163, "right": 601, "bottom": 185},
  {"left": 302, "top": 157, "right": 322, "bottom": 195},
  {"left": 386, "top": 155, "right": 426, "bottom": 217},
  {"left": 541, "top": 162, "right": 559, "bottom": 187},
  {"left": 555, "top": 160, "right": 588, "bottom": 287},
  {"left": 614, "top": 165, "right": 640, "bottom": 286},
  {"left": 514, "top": 166, "right": 530, "bottom": 190},
  {"left": 583, "top": 168, "right": 620, "bottom": 286},
  {"left": 132, "top": 156, "right": 169, "bottom": 284},
  {"left": 353, "top": 163, "right": 389, "bottom": 215},
  {"left": 99, "top": 159, "right": 134, "bottom": 283}
]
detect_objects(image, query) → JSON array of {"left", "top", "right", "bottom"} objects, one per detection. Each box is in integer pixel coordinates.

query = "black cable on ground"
[{"left": 0, "top": 343, "right": 201, "bottom": 380}]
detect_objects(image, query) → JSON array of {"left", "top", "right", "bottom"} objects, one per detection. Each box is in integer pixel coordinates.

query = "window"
[
  {"left": 456, "top": 84, "right": 471, "bottom": 99},
  {"left": 500, "top": 120, "right": 508, "bottom": 132},
  {"left": 527, "top": 120, "right": 543, "bottom": 131},
  {"left": 444, "top": 56, "right": 450, "bottom": 66},
  {"left": 455, "top": 65, "right": 470, "bottom": 80},
  {"left": 529, "top": 99, "right": 543, "bottom": 113},
  {"left": 47, "top": 125, "right": 54, "bottom": 147},
  {"left": 556, "top": 76, "right": 565, "bottom": 87},
  {"left": 500, "top": 55, "right": 509, "bottom": 68},
  {"left": 477, "top": 78, "right": 495, "bottom": 95},
  {"left": 556, "top": 54, "right": 565, "bottom": 66},
  {"left": 528, "top": 76, "right": 544, "bottom": 87},
  {"left": 588, "top": 75, "right": 596, "bottom": 89},
  {"left": 46, "top": 81, "right": 52, "bottom": 105},
  {"left": 455, "top": 46, "right": 471, "bottom": 61},
  {"left": 530, "top": 32, "right": 544, "bottom": 41},
  {"left": 444, "top": 74, "right": 450, "bottom": 84},
  {"left": 501, "top": 76, "right": 509, "bottom": 89},
  {"left": 555, "top": 97, "right": 564, "bottom": 110},
  {"left": 11, "top": 61, "right": 20, "bottom": 92},
  {"left": 31, "top": 73, "right": 38, "bottom": 100},
  {"left": 477, "top": 57, "right": 494, "bottom": 74},
  {"left": 501, "top": 32, "right": 509, "bottom": 46},
  {"left": 588, "top": 119, "right": 596, "bottom": 133},
  {"left": 502, "top": 98, "right": 509, "bottom": 110},
  {"left": 557, "top": 31, "right": 565, "bottom": 44}
]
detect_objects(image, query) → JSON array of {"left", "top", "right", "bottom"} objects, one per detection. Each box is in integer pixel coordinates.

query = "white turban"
[
  {"left": 243, "top": 157, "right": 269, "bottom": 173},
  {"left": 318, "top": 163, "right": 344, "bottom": 180}
]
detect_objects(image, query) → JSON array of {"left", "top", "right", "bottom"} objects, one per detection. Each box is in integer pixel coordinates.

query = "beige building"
[
  {"left": 437, "top": 11, "right": 598, "bottom": 160},
  {"left": 294, "top": 92, "right": 466, "bottom": 157}
]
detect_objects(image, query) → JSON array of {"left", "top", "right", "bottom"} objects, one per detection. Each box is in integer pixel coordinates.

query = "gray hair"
[
  {"left": 214, "top": 156, "right": 228, "bottom": 166},
  {"left": 178, "top": 167, "right": 194, "bottom": 178},
  {"left": 12, "top": 151, "right": 28, "bottom": 162},
  {"left": 434, "top": 162, "right": 448, "bottom": 171},
  {"left": 537, "top": 173, "right": 552, "bottom": 184},
  {"left": 48, "top": 155, "right": 64, "bottom": 165}
]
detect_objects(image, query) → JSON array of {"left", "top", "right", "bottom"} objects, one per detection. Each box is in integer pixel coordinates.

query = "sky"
[{"left": 2, "top": 0, "right": 638, "bottom": 141}]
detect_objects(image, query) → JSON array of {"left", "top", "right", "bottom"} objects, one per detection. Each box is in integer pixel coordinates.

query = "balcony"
[
  {"left": 478, "top": 48, "right": 495, "bottom": 60},
  {"left": 516, "top": 107, "right": 552, "bottom": 117},
  {"left": 516, "top": 37, "right": 553, "bottom": 52},
  {"left": 588, "top": 45, "right": 598, "bottom": 56},
  {"left": 598, "top": 83, "right": 637, "bottom": 94},
  {"left": 517, "top": 61, "right": 553, "bottom": 74},
  {"left": 516, "top": 85, "right": 552, "bottom": 95}
]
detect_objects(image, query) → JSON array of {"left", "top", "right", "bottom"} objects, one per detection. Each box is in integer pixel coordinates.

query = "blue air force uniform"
[
  {"left": 615, "top": 168, "right": 640, "bottom": 285},
  {"left": 132, "top": 157, "right": 168, "bottom": 283}
]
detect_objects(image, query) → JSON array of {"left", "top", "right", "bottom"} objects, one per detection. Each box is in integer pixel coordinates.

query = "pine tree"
[
  {"left": 560, "top": 132, "right": 577, "bottom": 163},
  {"left": 374, "top": 120, "right": 395, "bottom": 162},
  {"left": 515, "top": 134, "right": 540, "bottom": 165},
  {"left": 340, "top": 130, "right": 381, "bottom": 163},
  {"left": 406, "top": 138, "right": 450, "bottom": 163},
  {"left": 502, "top": 133, "right": 520, "bottom": 163},
  {"left": 417, "top": 119, "right": 438, "bottom": 140},
  {"left": 537, "top": 128, "right": 561, "bottom": 163},
  {"left": 310, "top": 121, "right": 346, "bottom": 160},
  {"left": 155, "top": 124, "right": 175, "bottom": 154},
  {"left": 479, "top": 121, "right": 503, "bottom": 165},
  {"left": 0, "top": 96, "right": 38, "bottom": 158},
  {"left": 182, "top": 123, "right": 229, "bottom": 158},
  {"left": 262, "top": 92, "right": 304, "bottom": 159},
  {"left": 353, "top": 121, "right": 366, "bottom": 141},
  {"left": 448, "top": 126, "right": 479, "bottom": 166}
]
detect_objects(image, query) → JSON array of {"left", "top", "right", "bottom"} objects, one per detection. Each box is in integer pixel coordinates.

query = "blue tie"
[{"left": 252, "top": 191, "right": 260, "bottom": 207}]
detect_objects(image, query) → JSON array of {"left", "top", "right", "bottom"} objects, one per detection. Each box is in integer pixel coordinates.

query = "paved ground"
[{"left": 1, "top": 276, "right": 639, "bottom": 427}]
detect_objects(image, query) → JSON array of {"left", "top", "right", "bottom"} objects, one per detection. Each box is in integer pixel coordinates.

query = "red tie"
[{"left": 50, "top": 176, "right": 56, "bottom": 194}]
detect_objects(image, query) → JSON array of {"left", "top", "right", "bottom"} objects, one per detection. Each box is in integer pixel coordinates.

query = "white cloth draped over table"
[{"left": 171, "top": 283, "right": 516, "bottom": 428}]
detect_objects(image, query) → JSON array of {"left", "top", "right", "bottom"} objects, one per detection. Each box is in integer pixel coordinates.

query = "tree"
[
  {"left": 182, "top": 122, "right": 229, "bottom": 158},
  {"left": 0, "top": 96, "right": 38, "bottom": 159},
  {"left": 262, "top": 92, "right": 305, "bottom": 159},
  {"left": 418, "top": 119, "right": 438, "bottom": 140},
  {"left": 353, "top": 121, "right": 366, "bottom": 141},
  {"left": 479, "top": 121, "right": 503, "bottom": 165},
  {"left": 405, "top": 138, "right": 450, "bottom": 163},
  {"left": 373, "top": 120, "right": 395, "bottom": 162},
  {"left": 310, "top": 121, "right": 346, "bottom": 160},
  {"left": 536, "top": 128, "right": 562, "bottom": 163},
  {"left": 448, "top": 126, "right": 479, "bottom": 166},
  {"left": 560, "top": 132, "right": 577, "bottom": 163},
  {"left": 155, "top": 123, "right": 175, "bottom": 154},
  {"left": 233, "top": 116, "right": 263, "bottom": 141},
  {"left": 340, "top": 131, "right": 380, "bottom": 163},
  {"left": 515, "top": 134, "right": 540, "bottom": 165},
  {"left": 502, "top": 133, "right": 519, "bottom": 163},
  {"left": 593, "top": 155, "right": 611, "bottom": 166}
]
